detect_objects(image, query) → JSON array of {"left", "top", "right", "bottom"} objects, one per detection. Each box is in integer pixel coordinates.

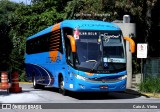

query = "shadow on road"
[
  {"left": 1, "top": 84, "right": 149, "bottom": 100},
  {"left": 0, "top": 87, "right": 44, "bottom": 96},
  {"left": 0, "top": 90, "right": 10, "bottom": 96},
  {"left": 43, "top": 87, "right": 149, "bottom": 100}
]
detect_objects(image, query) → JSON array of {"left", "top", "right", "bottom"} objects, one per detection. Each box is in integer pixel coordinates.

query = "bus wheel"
[
  {"left": 33, "top": 77, "right": 39, "bottom": 89},
  {"left": 59, "top": 77, "right": 66, "bottom": 95}
]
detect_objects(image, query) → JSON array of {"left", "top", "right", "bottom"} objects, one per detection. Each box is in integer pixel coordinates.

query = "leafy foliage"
[
  {"left": 0, "top": 0, "right": 19, "bottom": 71},
  {"left": 138, "top": 76, "right": 160, "bottom": 93},
  {"left": 8, "top": 0, "right": 65, "bottom": 72},
  {"left": 64, "top": 0, "right": 116, "bottom": 21}
]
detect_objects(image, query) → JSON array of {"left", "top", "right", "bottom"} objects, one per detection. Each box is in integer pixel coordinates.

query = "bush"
[
  {"left": 19, "top": 71, "right": 27, "bottom": 82},
  {"left": 138, "top": 75, "right": 160, "bottom": 93}
]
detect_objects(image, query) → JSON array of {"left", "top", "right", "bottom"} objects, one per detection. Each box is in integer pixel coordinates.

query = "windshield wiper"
[{"left": 89, "top": 55, "right": 101, "bottom": 73}]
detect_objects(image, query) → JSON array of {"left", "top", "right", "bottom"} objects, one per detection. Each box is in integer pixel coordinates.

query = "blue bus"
[{"left": 25, "top": 20, "right": 135, "bottom": 95}]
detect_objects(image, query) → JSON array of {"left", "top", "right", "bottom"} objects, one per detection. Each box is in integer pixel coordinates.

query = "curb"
[
  {"left": 125, "top": 89, "right": 160, "bottom": 98},
  {"left": 142, "top": 93, "right": 160, "bottom": 98}
]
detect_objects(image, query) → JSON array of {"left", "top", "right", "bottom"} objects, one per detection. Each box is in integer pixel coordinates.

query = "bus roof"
[{"left": 27, "top": 20, "right": 120, "bottom": 40}]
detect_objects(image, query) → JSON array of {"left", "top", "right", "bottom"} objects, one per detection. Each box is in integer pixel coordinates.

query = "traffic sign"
[{"left": 137, "top": 43, "right": 148, "bottom": 58}]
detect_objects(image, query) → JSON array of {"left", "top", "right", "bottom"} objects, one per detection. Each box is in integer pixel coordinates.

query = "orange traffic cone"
[
  {"left": 9, "top": 72, "right": 22, "bottom": 93},
  {"left": 0, "top": 72, "right": 10, "bottom": 90}
]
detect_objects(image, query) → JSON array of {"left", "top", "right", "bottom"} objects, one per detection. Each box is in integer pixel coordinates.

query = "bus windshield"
[{"left": 75, "top": 30, "right": 125, "bottom": 73}]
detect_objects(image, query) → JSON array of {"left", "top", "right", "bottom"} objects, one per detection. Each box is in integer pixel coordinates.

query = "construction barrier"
[
  {"left": 9, "top": 72, "right": 22, "bottom": 93},
  {"left": 0, "top": 72, "right": 10, "bottom": 90}
]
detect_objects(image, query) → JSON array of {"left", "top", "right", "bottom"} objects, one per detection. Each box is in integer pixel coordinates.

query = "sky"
[{"left": 10, "top": 0, "right": 31, "bottom": 5}]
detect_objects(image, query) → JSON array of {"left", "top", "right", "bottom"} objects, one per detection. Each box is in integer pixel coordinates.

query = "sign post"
[{"left": 137, "top": 43, "right": 148, "bottom": 82}]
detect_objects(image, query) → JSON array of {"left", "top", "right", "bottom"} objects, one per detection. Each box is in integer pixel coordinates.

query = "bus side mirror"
[
  {"left": 124, "top": 36, "right": 135, "bottom": 53},
  {"left": 67, "top": 35, "right": 76, "bottom": 52}
]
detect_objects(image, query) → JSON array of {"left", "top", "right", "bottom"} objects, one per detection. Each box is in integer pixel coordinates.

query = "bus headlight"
[
  {"left": 73, "top": 74, "right": 87, "bottom": 81},
  {"left": 118, "top": 75, "right": 127, "bottom": 80}
]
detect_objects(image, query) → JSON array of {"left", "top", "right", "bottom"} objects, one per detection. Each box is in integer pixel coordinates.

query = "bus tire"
[
  {"left": 33, "top": 76, "right": 39, "bottom": 89},
  {"left": 59, "top": 76, "right": 66, "bottom": 95}
]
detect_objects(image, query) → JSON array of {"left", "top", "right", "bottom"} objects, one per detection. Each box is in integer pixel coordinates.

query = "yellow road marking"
[{"left": 19, "top": 82, "right": 33, "bottom": 84}]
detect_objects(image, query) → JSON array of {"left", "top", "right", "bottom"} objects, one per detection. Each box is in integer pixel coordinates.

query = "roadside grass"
[{"left": 138, "top": 75, "right": 160, "bottom": 95}]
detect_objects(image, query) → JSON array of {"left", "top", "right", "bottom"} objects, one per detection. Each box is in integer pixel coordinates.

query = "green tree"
[
  {"left": 113, "top": 0, "right": 159, "bottom": 57},
  {"left": 0, "top": 0, "right": 19, "bottom": 71},
  {"left": 64, "top": 0, "right": 116, "bottom": 21},
  {"left": 8, "top": 0, "right": 66, "bottom": 73}
]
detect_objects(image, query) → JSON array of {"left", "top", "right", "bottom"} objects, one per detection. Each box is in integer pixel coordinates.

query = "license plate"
[{"left": 100, "top": 85, "right": 108, "bottom": 89}]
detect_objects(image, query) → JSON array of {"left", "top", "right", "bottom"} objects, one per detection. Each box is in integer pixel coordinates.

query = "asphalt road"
[{"left": 0, "top": 84, "right": 160, "bottom": 112}]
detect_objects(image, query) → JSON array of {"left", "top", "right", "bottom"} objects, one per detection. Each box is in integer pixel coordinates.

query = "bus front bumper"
[{"left": 69, "top": 78, "right": 127, "bottom": 92}]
